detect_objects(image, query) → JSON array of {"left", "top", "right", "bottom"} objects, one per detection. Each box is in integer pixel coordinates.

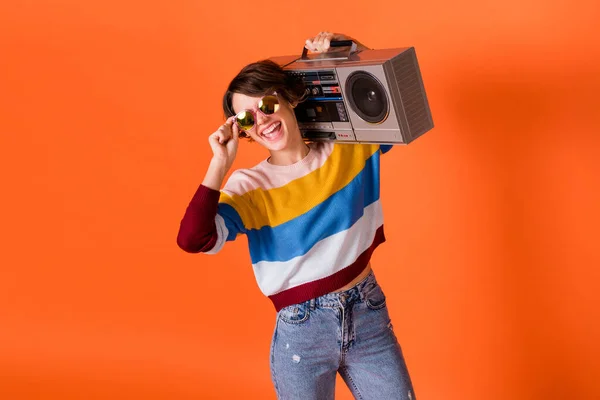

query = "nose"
[{"left": 255, "top": 110, "right": 269, "bottom": 126}]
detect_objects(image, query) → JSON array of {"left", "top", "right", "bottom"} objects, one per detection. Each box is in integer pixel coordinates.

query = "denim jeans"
[{"left": 270, "top": 271, "right": 416, "bottom": 400}]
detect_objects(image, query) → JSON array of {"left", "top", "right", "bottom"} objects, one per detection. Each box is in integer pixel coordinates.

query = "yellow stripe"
[
  {"left": 225, "top": 144, "right": 380, "bottom": 230},
  {"left": 219, "top": 191, "right": 264, "bottom": 229}
]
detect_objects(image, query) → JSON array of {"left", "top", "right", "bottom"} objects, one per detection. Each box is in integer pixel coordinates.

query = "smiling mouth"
[{"left": 260, "top": 121, "right": 282, "bottom": 140}]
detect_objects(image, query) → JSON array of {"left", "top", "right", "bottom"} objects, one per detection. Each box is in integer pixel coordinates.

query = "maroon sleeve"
[{"left": 176, "top": 184, "right": 221, "bottom": 253}]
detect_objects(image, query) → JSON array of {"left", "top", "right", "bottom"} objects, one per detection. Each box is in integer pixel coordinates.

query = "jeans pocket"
[
  {"left": 278, "top": 302, "right": 310, "bottom": 324},
  {"left": 365, "top": 283, "right": 387, "bottom": 310}
]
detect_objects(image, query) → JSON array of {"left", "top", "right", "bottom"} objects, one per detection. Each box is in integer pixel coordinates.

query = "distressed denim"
[{"left": 270, "top": 271, "right": 416, "bottom": 400}]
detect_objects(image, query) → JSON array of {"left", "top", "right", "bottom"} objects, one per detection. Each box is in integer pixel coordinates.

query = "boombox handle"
[{"left": 299, "top": 40, "right": 358, "bottom": 62}]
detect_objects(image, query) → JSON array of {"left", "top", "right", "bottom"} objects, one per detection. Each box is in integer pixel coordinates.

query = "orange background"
[{"left": 1, "top": 0, "right": 599, "bottom": 399}]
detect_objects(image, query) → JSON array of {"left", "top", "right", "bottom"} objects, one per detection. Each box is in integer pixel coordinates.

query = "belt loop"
[{"left": 358, "top": 281, "right": 367, "bottom": 301}]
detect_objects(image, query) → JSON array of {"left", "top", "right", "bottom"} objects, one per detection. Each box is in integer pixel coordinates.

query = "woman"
[{"left": 177, "top": 31, "right": 416, "bottom": 400}]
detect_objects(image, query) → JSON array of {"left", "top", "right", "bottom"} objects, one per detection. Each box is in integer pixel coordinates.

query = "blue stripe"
[
  {"left": 247, "top": 151, "right": 382, "bottom": 263},
  {"left": 380, "top": 144, "right": 393, "bottom": 154},
  {"left": 308, "top": 96, "right": 343, "bottom": 101},
  {"left": 217, "top": 203, "right": 247, "bottom": 241}
]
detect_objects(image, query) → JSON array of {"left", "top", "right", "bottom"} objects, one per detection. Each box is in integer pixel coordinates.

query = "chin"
[{"left": 263, "top": 139, "right": 289, "bottom": 152}]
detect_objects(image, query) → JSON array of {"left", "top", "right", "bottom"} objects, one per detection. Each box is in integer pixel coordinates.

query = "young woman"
[{"left": 177, "top": 31, "right": 416, "bottom": 400}]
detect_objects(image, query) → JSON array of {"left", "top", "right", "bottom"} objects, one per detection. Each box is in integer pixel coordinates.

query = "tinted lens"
[
  {"left": 236, "top": 111, "right": 255, "bottom": 131},
  {"left": 258, "top": 95, "right": 280, "bottom": 115}
]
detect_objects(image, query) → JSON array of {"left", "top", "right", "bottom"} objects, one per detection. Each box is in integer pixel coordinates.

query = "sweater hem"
[{"left": 268, "top": 225, "right": 386, "bottom": 311}]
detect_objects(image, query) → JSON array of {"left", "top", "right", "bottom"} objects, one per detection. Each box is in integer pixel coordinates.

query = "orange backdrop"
[{"left": 1, "top": 0, "right": 599, "bottom": 399}]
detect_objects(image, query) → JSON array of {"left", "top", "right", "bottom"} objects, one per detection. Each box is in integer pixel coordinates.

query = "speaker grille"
[
  {"left": 391, "top": 48, "right": 432, "bottom": 138},
  {"left": 345, "top": 71, "right": 389, "bottom": 124}
]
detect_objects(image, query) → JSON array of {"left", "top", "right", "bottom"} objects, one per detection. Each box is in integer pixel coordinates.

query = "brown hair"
[{"left": 222, "top": 59, "right": 306, "bottom": 139}]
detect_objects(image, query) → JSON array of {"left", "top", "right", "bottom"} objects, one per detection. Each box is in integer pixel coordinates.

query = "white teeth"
[{"left": 262, "top": 122, "right": 281, "bottom": 136}]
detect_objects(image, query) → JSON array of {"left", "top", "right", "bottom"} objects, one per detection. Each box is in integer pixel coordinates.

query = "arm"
[
  {"left": 176, "top": 117, "right": 240, "bottom": 253},
  {"left": 176, "top": 184, "right": 221, "bottom": 253}
]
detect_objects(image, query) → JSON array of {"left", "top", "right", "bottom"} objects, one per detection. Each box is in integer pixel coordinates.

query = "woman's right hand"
[{"left": 208, "top": 116, "right": 240, "bottom": 171}]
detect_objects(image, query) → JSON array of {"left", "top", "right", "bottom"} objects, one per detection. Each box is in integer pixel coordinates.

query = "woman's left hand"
[{"left": 304, "top": 31, "right": 369, "bottom": 53}]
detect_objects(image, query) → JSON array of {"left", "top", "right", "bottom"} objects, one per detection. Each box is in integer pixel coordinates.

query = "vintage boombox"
[{"left": 269, "top": 41, "right": 433, "bottom": 145}]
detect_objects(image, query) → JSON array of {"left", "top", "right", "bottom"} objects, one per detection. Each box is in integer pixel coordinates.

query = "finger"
[
  {"left": 208, "top": 133, "right": 222, "bottom": 148},
  {"left": 213, "top": 131, "right": 227, "bottom": 144},
  {"left": 323, "top": 33, "right": 333, "bottom": 52},
  {"left": 228, "top": 121, "right": 240, "bottom": 144},
  {"left": 232, "top": 121, "right": 240, "bottom": 139},
  {"left": 305, "top": 39, "right": 314, "bottom": 51},
  {"left": 220, "top": 119, "right": 235, "bottom": 138},
  {"left": 316, "top": 32, "right": 325, "bottom": 52},
  {"left": 227, "top": 129, "right": 240, "bottom": 154},
  {"left": 319, "top": 31, "right": 332, "bottom": 52},
  {"left": 305, "top": 38, "right": 317, "bottom": 52},
  {"left": 310, "top": 32, "right": 321, "bottom": 52},
  {"left": 223, "top": 116, "right": 235, "bottom": 130}
]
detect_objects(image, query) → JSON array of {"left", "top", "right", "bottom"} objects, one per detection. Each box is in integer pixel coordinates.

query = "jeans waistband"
[{"left": 307, "top": 270, "right": 379, "bottom": 309}]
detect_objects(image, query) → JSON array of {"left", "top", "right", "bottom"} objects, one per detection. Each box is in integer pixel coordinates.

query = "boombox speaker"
[{"left": 269, "top": 41, "right": 433, "bottom": 145}]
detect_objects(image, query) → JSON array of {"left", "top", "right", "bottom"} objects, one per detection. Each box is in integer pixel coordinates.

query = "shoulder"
[
  {"left": 310, "top": 140, "right": 332, "bottom": 152},
  {"left": 332, "top": 142, "right": 381, "bottom": 160},
  {"left": 222, "top": 165, "right": 270, "bottom": 197}
]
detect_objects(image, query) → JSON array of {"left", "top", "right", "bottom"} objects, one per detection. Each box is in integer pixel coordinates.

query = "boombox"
[{"left": 269, "top": 41, "right": 433, "bottom": 145}]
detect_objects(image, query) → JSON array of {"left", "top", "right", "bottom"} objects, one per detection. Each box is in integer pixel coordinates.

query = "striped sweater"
[{"left": 177, "top": 141, "right": 392, "bottom": 311}]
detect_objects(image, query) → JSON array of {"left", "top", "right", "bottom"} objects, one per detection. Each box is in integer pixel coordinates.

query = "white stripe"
[
  {"left": 222, "top": 142, "right": 334, "bottom": 196},
  {"left": 205, "top": 214, "right": 229, "bottom": 255},
  {"left": 251, "top": 200, "right": 384, "bottom": 296}
]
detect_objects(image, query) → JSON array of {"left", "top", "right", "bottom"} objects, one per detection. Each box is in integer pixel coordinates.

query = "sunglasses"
[{"left": 234, "top": 94, "right": 280, "bottom": 132}]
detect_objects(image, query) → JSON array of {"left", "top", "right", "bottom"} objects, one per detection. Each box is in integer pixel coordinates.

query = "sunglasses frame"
[{"left": 234, "top": 92, "right": 280, "bottom": 133}]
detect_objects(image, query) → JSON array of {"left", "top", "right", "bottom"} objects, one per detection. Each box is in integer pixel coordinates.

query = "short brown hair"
[{"left": 222, "top": 60, "right": 306, "bottom": 138}]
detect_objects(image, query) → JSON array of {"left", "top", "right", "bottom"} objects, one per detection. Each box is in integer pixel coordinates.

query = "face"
[{"left": 231, "top": 92, "right": 302, "bottom": 152}]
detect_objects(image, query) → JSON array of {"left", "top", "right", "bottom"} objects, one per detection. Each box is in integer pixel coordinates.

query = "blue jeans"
[{"left": 270, "top": 271, "right": 416, "bottom": 400}]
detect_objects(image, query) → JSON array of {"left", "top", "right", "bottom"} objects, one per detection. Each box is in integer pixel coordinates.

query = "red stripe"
[
  {"left": 268, "top": 225, "right": 386, "bottom": 311},
  {"left": 177, "top": 184, "right": 220, "bottom": 253}
]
